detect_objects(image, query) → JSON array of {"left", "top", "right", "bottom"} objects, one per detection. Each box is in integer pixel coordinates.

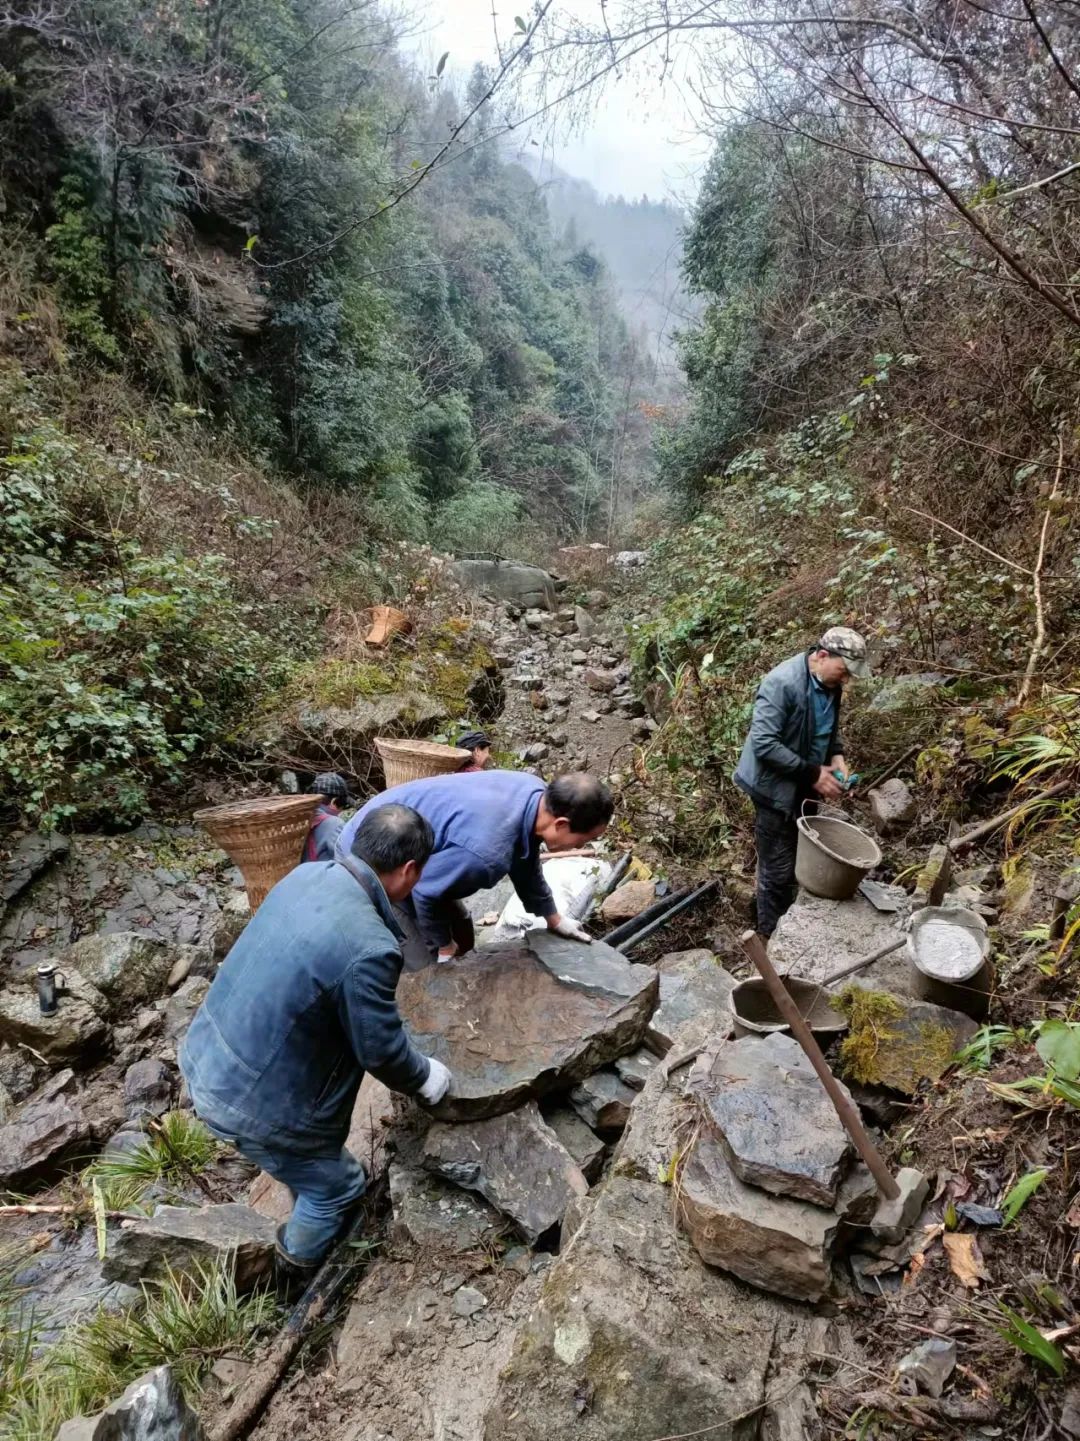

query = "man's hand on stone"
[
  {"left": 548, "top": 914, "right": 592, "bottom": 944},
  {"left": 419, "top": 1056, "right": 452, "bottom": 1104},
  {"left": 812, "top": 767, "right": 844, "bottom": 800}
]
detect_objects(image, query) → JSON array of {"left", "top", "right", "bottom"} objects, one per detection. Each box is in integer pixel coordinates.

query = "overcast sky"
[{"left": 408, "top": 0, "right": 712, "bottom": 203}]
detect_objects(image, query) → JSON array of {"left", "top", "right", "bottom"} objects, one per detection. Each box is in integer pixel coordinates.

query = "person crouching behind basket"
[
  {"left": 301, "top": 772, "right": 351, "bottom": 862},
  {"left": 456, "top": 730, "right": 492, "bottom": 772},
  {"left": 180, "top": 804, "right": 452, "bottom": 1287}
]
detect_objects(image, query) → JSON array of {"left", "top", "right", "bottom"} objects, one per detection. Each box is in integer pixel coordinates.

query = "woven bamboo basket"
[
  {"left": 375, "top": 737, "right": 472, "bottom": 789},
  {"left": 194, "top": 794, "right": 322, "bottom": 909},
  {"left": 365, "top": 605, "right": 411, "bottom": 648}
]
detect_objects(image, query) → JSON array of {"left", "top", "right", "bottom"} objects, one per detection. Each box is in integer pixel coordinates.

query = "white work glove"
[
  {"left": 550, "top": 915, "right": 593, "bottom": 944},
  {"left": 419, "top": 1056, "right": 452, "bottom": 1105}
]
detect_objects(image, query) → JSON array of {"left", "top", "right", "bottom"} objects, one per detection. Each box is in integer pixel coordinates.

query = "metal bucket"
[
  {"left": 729, "top": 975, "right": 849, "bottom": 1041},
  {"left": 795, "top": 814, "right": 882, "bottom": 900},
  {"left": 907, "top": 905, "right": 992, "bottom": 1020}
]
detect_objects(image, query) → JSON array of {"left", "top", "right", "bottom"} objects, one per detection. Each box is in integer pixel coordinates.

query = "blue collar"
[
  {"left": 521, "top": 787, "right": 543, "bottom": 857},
  {"left": 331, "top": 846, "right": 404, "bottom": 940}
]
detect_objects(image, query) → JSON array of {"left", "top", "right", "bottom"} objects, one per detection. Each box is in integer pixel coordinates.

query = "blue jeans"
[{"left": 205, "top": 1125, "right": 367, "bottom": 1264}]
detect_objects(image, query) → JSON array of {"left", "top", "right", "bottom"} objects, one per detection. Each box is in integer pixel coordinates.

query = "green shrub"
[{"left": 0, "top": 390, "right": 290, "bottom": 826}]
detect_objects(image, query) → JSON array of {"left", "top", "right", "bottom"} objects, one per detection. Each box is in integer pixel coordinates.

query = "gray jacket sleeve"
[
  {"left": 340, "top": 946, "right": 430, "bottom": 1096},
  {"left": 750, "top": 676, "right": 820, "bottom": 784}
]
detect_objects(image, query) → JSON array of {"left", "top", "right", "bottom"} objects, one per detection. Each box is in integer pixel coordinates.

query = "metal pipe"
[
  {"left": 617, "top": 880, "right": 719, "bottom": 953},
  {"left": 600, "top": 886, "right": 692, "bottom": 947}
]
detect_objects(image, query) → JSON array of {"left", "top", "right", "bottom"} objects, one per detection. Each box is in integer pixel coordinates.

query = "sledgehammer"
[{"left": 740, "top": 930, "right": 931, "bottom": 1238}]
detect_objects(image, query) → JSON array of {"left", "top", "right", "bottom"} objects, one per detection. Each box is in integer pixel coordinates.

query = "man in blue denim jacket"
[{"left": 180, "top": 804, "right": 451, "bottom": 1282}]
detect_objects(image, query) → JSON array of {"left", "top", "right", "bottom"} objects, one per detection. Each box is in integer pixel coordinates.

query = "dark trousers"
[{"left": 753, "top": 803, "right": 800, "bottom": 938}]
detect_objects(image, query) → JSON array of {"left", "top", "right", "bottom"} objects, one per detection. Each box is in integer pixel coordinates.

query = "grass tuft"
[
  {"left": 82, "top": 1112, "right": 219, "bottom": 1211},
  {"left": 0, "top": 1258, "right": 276, "bottom": 1441}
]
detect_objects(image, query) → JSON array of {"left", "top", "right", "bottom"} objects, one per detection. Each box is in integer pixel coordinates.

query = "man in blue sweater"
[
  {"left": 338, "top": 770, "right": 615, "bottom": 967},
  {"left": 180, "top": 804, "right": 451, "bottom": 1282}
]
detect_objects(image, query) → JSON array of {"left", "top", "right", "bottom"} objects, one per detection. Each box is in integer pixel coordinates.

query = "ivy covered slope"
[
  {"left": 637, "top": 120, "right": 1080, "bottom": 853},
  {"left": 0, "top": 0, "right": 645, "bottom": 828}
]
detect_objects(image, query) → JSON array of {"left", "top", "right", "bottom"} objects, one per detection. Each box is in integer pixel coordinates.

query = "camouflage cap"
[{"left": 818, "top": 626, "right": 870, "bottom": 678}]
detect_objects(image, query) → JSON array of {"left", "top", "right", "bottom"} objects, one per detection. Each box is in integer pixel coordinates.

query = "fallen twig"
[
  {"left": 209, "top": 1218, "right": 371, "bottom": 1441},
  {"left": 0, "top": 1203, "right": 141, "bottom": 1219},
  {"left": 1017, "top": 427, "right": 1065, "bottom": 707},
  {"left": 948, "top": 781, "right": 1072, "bottom": 852}
]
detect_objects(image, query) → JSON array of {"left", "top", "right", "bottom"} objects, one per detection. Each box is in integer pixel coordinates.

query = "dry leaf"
[
  {"left": 943, "top": 1231, "right": 991, "bottom": 1288},
  {"left": 904, "top": 1250, "right": 928, "bottom": 1287},
  {"left": 1065, "top": 1199, "right": 1080, "bottom": 1228}
]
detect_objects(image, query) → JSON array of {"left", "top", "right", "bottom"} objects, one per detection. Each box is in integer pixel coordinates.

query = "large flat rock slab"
[
  {"left": 677, "top": 1123, "right": 843, "bottom": 1303},
  {"left": 399, "top": 931, "right": 657, "bottom": 1121},
  {"left": 770, "top": 891, "right": 910, "bottom": 994},
  {"left": 102, "top": 1203, "right": 276, "bottom": 1290},
  {"left": 0, "top": 1071, "right": 90, "bottom": 1188},
  {"left": 484, "top": 1062, "right": 810, "bottom": 1441},
  {"left": 424, "top": 1101, "right": 588, "bottom": 1242},
  {"left": 695, "top": 1034, "right": 853, "bottom": 1206},
  {"left": 0, "top": 971, "right": 109, "bottom": 1068},
  {"left": 644, "top": 949, "right": 735, "bottom": 1056}
]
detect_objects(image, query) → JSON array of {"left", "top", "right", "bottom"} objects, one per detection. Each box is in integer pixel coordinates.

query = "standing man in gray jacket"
[{"left": 734, "top": 627, "right": 870, "bottom": 938}]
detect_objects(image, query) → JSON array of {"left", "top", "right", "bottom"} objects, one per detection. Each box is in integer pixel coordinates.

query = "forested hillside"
[
  {"left": 551, "top": 0, "right": 1080, "bottom": 849},
  {"left": 0, "top": 0, "right": 658, "bottom": 826},
  {"left": 0, "top": 3, "right": 651, "bottom": 545},
  {"left": 527, "top": 159, "right": 692, "bottom": 374}
]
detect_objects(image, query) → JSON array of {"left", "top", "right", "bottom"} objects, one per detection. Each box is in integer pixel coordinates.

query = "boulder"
[
  {"left": 583, "top": 669, "right": 617, "bottom": 694},
  {"left": 213, "top": 891, "right": 251, "bottom": 960},
  {"left": 484, "top": 1064, "right": 808, "bottom": 1441},
  {"left": 0, "top": 971, "right": 109, "bottom": 1068},
  {"left": 424, "top": 1102, "right": 588, "bottom": 1242},
  {"left": 770, "top": 892, "right": 909, "bottom": 993},
  {"left": 163, "top": 976, "right": 210, "bottom": 1045},
  {"left": 644, "top": 949, "right": 736, "bottom": 1056},
  {"left": 0, "top": 831, "right": 69, "bottom": 906},
  {"left": 868, "top": 778, "right": 917, "bottom": 835},
  {"left": 542, "top": 1105, "right": 606, "bottom": 1183},
  {"left": 677, "top": 1122, "right": 842, "bottom": 1303},
  {"left": 573, "top": 606, "right": 595, "bottom": 638},
  {"left": 451, "top": 558, "right": 558, "bottom": 611},
  {"left": 399, "top": 931, "right": 657, "bottom": 1121},
  {"left": 569, "top": 1070, "right": 636, "bottom": 1134},
  {"left": 56, "top": 1365, "right": 203, "bottom": 1441},
  {"left": 0, "top": 1070, "right": 90, "bottom": 1187},
  {"left": 579, "top": 709, "right": 601, "bottom": 724},
  {"left": 123, "top": 1059, "right": 174, "bottom": 1120},
  {"left": 102, "top": 1203, "right": 277, "bottom": 1290},
  {"left": 838, "top": 986, "right": 977, "bottom": 1095},
  {"left": 389, "top": 1162, "right": 504, "bottom": 1252},
  {"left": 598, "top": 881, "right": 656, "bottom": 924},
  {"left": 693, "top": 1034, "right": 853, "bottom": 1206},
  {"left": 64, "top": 933, "right": 194, "bottom": 1016}
]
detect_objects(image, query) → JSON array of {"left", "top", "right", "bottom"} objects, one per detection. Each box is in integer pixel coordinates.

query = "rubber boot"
[{"left": 274, "top": 1224, "right": 321, "bottom": 1305}]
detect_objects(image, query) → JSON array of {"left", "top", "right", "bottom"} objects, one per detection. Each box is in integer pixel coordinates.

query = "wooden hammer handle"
[{"left": 741, "top": 930, "right": 899, "bottom": 1201}]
